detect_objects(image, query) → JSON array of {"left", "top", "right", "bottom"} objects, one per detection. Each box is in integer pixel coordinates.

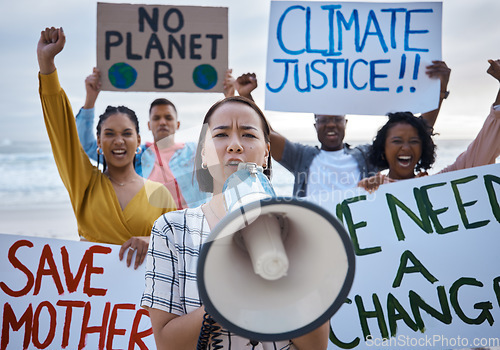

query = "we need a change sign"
[
  {"left": 265, "top": 1, "right": 442, "bottom": 116},
  {"left": 97, "top": 3, "right": 228, "bottom": 92},
  {"left": 308, "top": 164, "right": 500, "bottom": 349}
]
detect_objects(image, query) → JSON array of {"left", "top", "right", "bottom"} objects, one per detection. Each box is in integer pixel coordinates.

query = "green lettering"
[
  {"left": 330, "top": 298, "right": 359, "bottom": 349},
  {"left": 449, "top": 277, "right": 494, "bottom": 325},
  {"left": 329, "top": 325, "right": 359, "bottom": 349},
  {"left": 409, "top": 286, "right": 451, "bottom": 331},
  {"left": 451, "top": 175, "right": 489, "bottom": 229},
  {"left": 393, "top": 250, "right": 438, "bottom": 288},
  {"left": 355, "top": 294, "right": 388, "bottom": 340},
  {"left": 493, "top": 276, "right": 500, "bottom": 308},
  {"left": 335, "top": 203, "right": 344, "bottom": 225},
  {"left": 386, "top": 190, "right": 432, "bottom": 241},
  {"left": 387, "top": 293, "right": 418, "bottom": 336},
  {"left": 484, "top": 174, "right": 500, "bottom": 222},
  {"left": 340, "top": 196, "right": 381, "bottom": 256},
  {"left": 419, "top": 182, "right": 459, "bottom": 234}
]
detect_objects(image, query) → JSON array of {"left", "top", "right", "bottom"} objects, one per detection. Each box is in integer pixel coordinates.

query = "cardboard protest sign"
[
  {"left": 265, "top": 1, "right": 442, "bottom": 116},
  {"left": 304, "top": 164, "right": 500, "bottom": 349},
  {"left": 0, "top": 235, "right": 155, "bottom": 349},
  {"left": 97, "top": 3, "right": 228, "bottom": 92}
]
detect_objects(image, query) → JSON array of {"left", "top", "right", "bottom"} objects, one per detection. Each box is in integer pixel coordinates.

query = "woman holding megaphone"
[{"left": 141, "top": 97, "right": 330, "bottom": 349}]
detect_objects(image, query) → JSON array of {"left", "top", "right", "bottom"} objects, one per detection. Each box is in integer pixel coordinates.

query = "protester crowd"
[{"left": 37, "top": 23, "right": 499, "bottom": 350}]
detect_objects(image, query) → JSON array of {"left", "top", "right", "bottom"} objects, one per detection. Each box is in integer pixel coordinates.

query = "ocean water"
[{"left": 0, "top": 139, "right": 479, "bottom": 209}]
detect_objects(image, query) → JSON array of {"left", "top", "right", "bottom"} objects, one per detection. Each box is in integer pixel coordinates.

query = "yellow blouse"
[{"left": 39, "top": 70, "right": 176, "bottom": 245}]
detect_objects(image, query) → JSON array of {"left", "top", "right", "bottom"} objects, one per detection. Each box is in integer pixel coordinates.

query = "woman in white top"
[{"left": 141, "top": 96, "right": 329, "bottom": 349}]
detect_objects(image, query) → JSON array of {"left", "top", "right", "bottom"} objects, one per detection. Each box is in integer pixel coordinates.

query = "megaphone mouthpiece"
[{"left": 239, "top": 214, "right": 289, "bottom": 281}]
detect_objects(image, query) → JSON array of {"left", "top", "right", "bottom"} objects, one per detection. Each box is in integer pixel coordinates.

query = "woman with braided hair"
[{"left": 37, "top": 26, "right": 176, "bottom": 269}]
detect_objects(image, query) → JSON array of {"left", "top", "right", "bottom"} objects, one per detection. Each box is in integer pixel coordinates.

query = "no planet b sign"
[{"left": 97, "top": 3, "right": 228, "bottom": 92}]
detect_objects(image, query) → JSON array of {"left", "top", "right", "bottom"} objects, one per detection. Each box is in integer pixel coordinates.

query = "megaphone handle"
[{"left": 196, "top": 312, "right": 223, "bottom": 350}]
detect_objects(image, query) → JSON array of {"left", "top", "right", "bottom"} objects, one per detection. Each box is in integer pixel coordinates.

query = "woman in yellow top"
[{"left": 37, "top": 27, "right": 176, "bottom": 269}]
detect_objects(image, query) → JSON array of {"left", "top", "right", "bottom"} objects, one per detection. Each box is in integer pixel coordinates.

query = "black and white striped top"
[{"left": 141, "top": 206, "right": 295, "bottom": 350}]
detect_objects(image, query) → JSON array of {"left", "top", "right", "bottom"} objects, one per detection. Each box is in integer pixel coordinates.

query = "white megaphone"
[{"left": 197, "top": 163, "right": 355, "bottom": 342}]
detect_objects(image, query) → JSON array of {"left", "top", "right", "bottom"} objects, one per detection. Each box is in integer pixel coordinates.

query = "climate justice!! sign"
[
  {"left": 97, "top": 3, "right": 228, "bottom": 92},
  {"left": 265, "top": 1, "right": 442, "bottom": 116},
  {"left": 307, "top": 164, "right": 500, "bottom": 349},
  {"left": 0, "top": 236, "right": 155, "bottom": 349}
]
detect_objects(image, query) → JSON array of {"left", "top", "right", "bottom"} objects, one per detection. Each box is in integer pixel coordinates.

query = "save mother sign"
[{"left": 265, "top": 1, "right": 442, "bottom": 116}]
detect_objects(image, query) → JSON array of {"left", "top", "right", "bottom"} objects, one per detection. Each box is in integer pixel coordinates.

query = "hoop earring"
[
  {"left": 201, "top": 162, "right": 208, "bottom": 170},
  {"left": 262, "top": 162, "right": 268, "bottom": 170},
  {"left": 97, "top": 147, "right": 103, "bottom": 155},
  {"left": 135, "top": 147, "right": 142, "bottom": 155}
]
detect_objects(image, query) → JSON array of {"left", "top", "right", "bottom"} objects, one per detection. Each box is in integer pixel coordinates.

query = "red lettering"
[
  {"left": 61, "top": 246, "right": 86, "bottom": 293},
  {"left": 32, "top": 301, "right": 56, "bottom": 348},
  {"left": 128, "top": 309, "right": 153, "bottom": 350},
  {"left": 79, "top": 301, "right": 111, "bottom": 350},
  {"left": 56, "top": 300, "right": 86, "bottom": 348},
  {"left": 84, "top": 246, "right": 112, "bottom": 297},
  {"left": 107, "top": 303, "right": 135, "bottom": 350},
  {"left": 0, "top": 240, "right": 34, "bottom": 297},
  {"left": 34, "top": 245, "right": 64, "bottom": 295},
  {"left": 1, "top": 303, "right": 32, "bottom": 350}
]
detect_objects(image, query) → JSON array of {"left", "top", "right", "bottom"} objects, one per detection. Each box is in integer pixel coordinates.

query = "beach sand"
[{"left": 0, "top": 202, "right": 78, "bottom": 241}]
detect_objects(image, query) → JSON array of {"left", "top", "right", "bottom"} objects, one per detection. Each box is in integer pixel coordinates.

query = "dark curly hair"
[
  {"left": 369, "top": 111, "right": 436, "bottom": 172},
  {"left": 96, "top": 106, "right": 140, "bottom": 171},
  {"left": 194, "top": 96, "right": 272, "bottom": 193}
]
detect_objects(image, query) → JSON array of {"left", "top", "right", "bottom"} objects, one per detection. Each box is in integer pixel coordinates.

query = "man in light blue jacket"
[{"left": 75, "top": 68, "right": 210, "bottom": 209}]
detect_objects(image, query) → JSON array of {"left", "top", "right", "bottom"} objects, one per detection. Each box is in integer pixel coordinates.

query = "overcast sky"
[{"left": 1, "top": 0, "right": 499, "bottom": 149}]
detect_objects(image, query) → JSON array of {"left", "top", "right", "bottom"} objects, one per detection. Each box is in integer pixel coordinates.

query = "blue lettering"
[
  {"left": 266, "top": 59, "right": 298, "bottom": 93},
  {"left": 294, "top": 63, "right": 311, "bottom": 92},
  {"left": 350, "top": 59, "right": 368, "bottom": 90},
  {"left": 381, "top": 8, "right": 407, "bottom": 49},
  {"left": 399, "top": 53, "right": 407, "bottom": 79},
  {"left": 343, "top": 58, "right": 349, "bottom": 88},
  {"left": 311, "top": 60, "right": 328, "bottom": 89},
  {"left": 405, "top": 9, "right": 432, "bottom": 52},
  {"left": 337, "top": 10, "right": 360, "bottom": 52},
  {"left": 266, "top": 58, "right": 404, "bottom": 93},
  {"left": 277, "top": 5, "right": 306, "bottom": 55},
  {"left": 320, "top": 4, "right": 342, "bottom": 56},
  {"left": 360, "top": 10, "right": 388, "bottom": 53},
  {"left": 370, "top": 59, "right": 390, "bottom": 91},
  {"left": 326, "top": 58, "right": 345, "bottom": 88},
  {"left": 306, "top": 7, "right": 328, "bottom": 55},
  {"left": 413, "top": 53, "right": 421, "bottom": 79}
]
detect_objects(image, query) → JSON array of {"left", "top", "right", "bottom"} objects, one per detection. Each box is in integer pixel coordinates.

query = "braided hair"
[{"left": 96, "top": 106, "right": 140, "bottom": 171}]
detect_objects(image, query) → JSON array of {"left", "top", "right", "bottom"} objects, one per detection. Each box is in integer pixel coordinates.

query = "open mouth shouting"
[
  {"left": 111, "top": 149, "right": 127, "bottom": 158},
  {"left": 397, "top": 155, "right": 413, "bottom": 167}
]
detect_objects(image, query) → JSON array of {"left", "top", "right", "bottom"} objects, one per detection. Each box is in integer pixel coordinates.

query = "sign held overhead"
[
  {"left": 265, "top": 1, "right": 442, "bottom": 116},
  {"left": 97, "top": 3, "right": 228, "bottom": 93}
]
